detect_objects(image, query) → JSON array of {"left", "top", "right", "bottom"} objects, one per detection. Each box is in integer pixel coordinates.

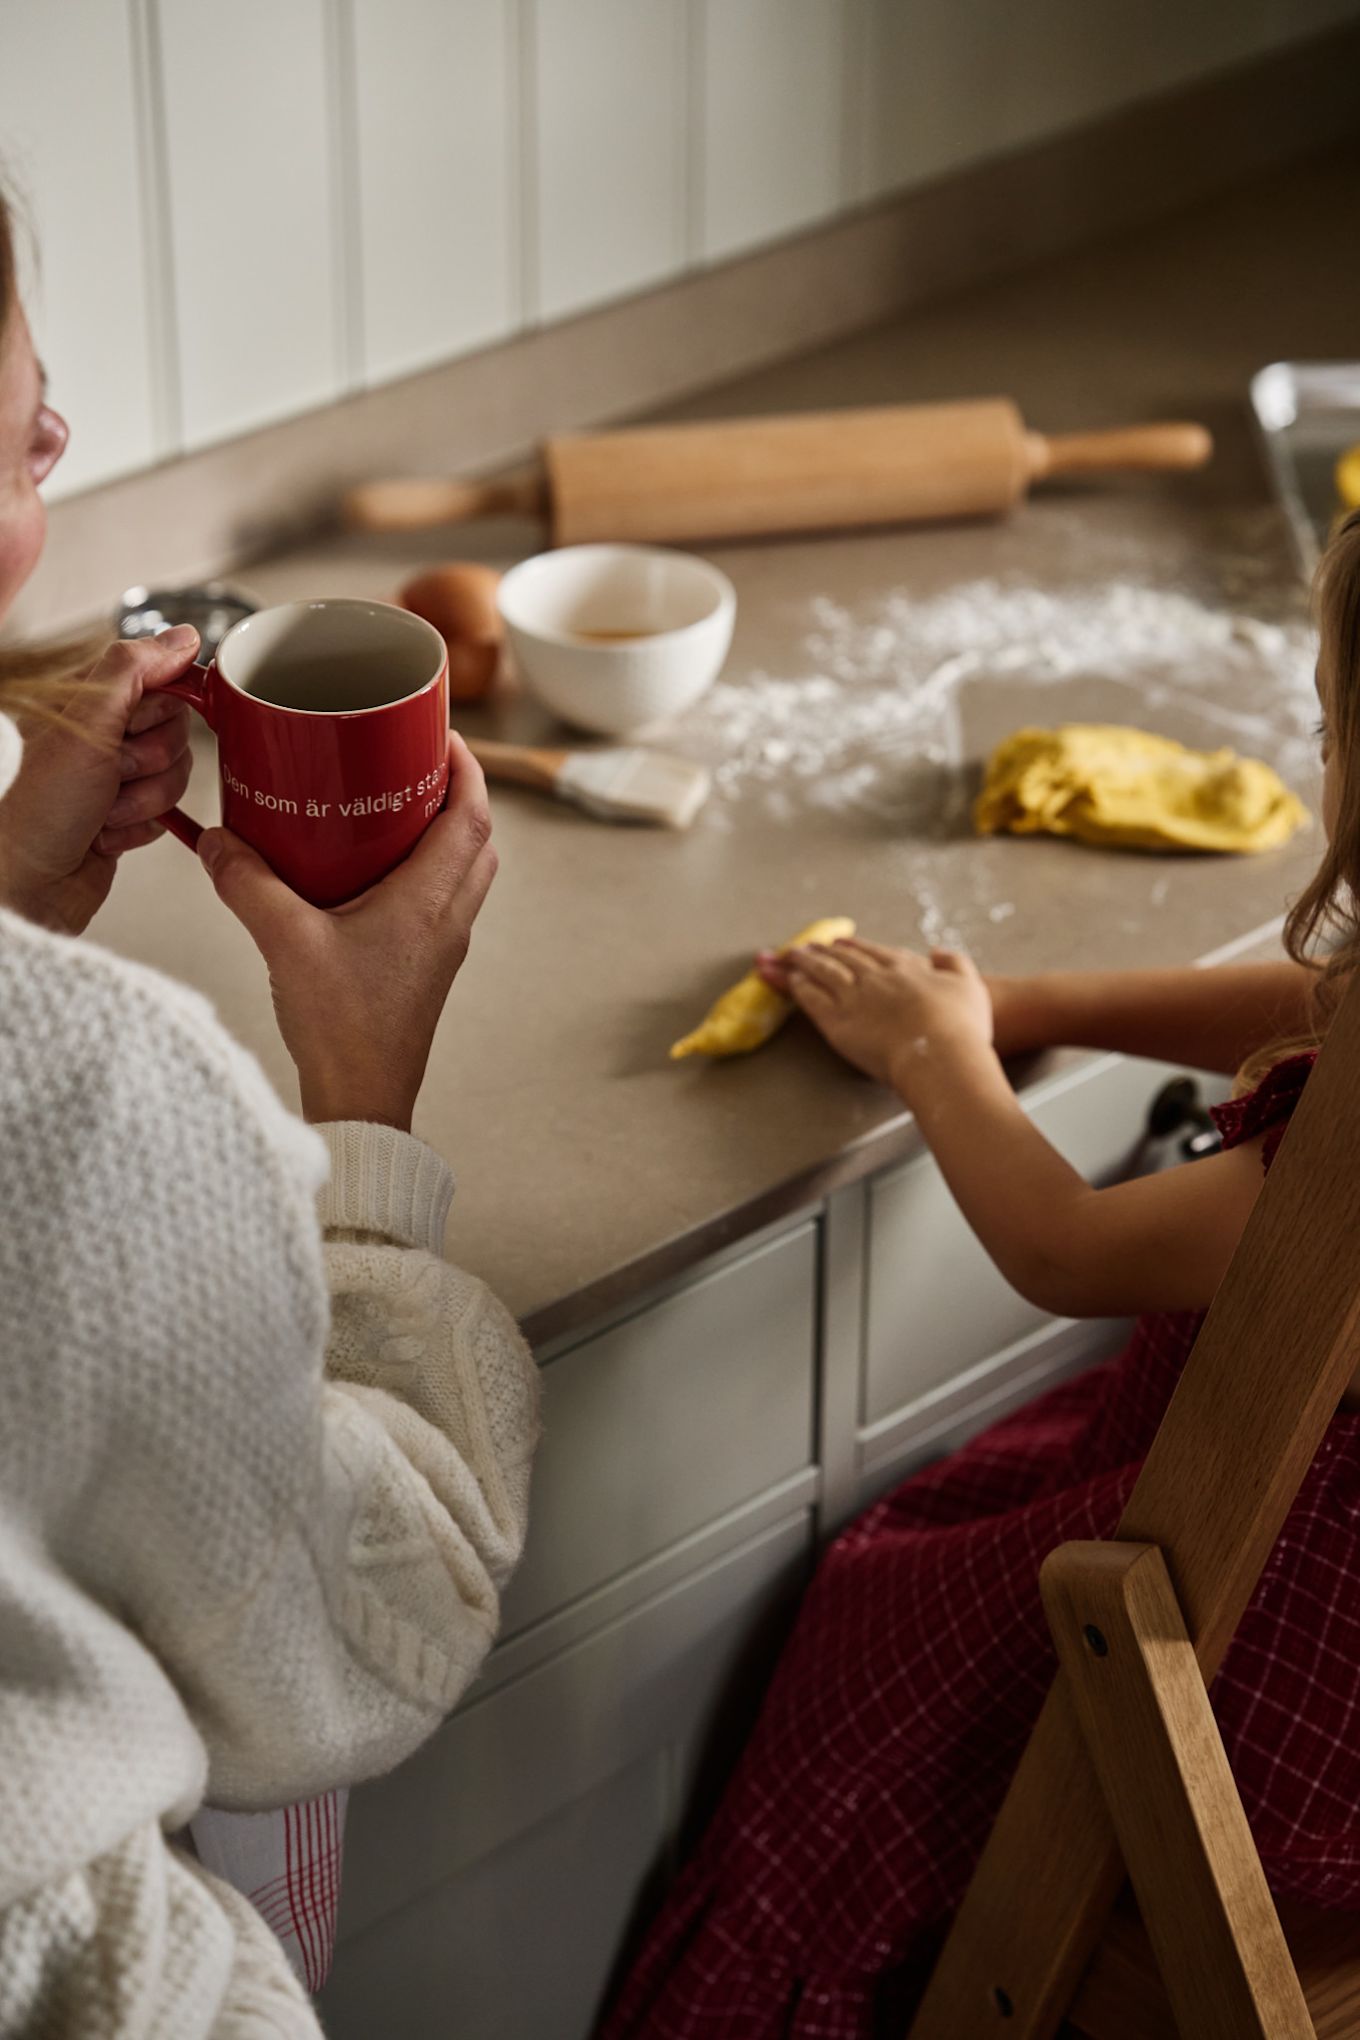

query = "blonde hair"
[
  {"left": 1237, "top": 510, "right": 1360, "bottom": 1089},
  {"left": 0, "top": 180, "right": 107, "bottom": 726}
]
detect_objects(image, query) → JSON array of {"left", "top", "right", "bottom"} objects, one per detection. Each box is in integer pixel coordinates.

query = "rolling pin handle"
[
  {"left": 341, "top": 466, "right": 548, "bottom": 533},
  {"left": 1027, "top": 422, "right": 1214, "bottom": 481}
]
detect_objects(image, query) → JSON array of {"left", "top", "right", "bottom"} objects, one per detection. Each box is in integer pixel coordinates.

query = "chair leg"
[
  {"left": 1042, "top": 1540, "right": 1315, "bottom": 2040},
  {"left": 907, "top": 1676, "right": 1125, "bottom": 2038}
]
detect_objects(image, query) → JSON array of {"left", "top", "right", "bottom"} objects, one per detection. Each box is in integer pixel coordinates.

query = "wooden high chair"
[{"left": 907, "top": 971, "right": 1360, "bottom": 2040}]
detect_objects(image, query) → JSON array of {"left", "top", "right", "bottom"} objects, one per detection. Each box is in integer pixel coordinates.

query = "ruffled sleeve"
[{"left": 1210, "top": 1050, "right": 1317, "bottom": 1170}]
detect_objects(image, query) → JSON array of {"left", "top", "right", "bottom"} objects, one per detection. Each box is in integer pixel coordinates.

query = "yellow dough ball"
[
  {"left": 1337, "top": 443, "right": 1360, "bottom": 513},
  {"left": 670, "top": 917, "right": 856, "bottom": 1060},
  {"left": 974, "top": 724, "right": 1308, "bottom": 854}
]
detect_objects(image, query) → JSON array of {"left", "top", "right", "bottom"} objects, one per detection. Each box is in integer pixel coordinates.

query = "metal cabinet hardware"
[{"left": 1145, "top": 1076, "right": 1222, "bottom": 1160}]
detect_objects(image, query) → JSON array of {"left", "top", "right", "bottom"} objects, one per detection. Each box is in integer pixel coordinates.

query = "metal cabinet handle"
[{"left": 1145, "top": 1076, "right": 1222, "bottom": 1160}]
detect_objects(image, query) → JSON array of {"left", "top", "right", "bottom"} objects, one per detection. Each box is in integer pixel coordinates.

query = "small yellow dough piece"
[
  {"left": 974, "top": 724, "right": 1308, "bottom": 854},
  {"left": 670, "top": 917, "right": 856, "bottom": 1060},
  {"left": 1337, "top": 442, "right": 1360, "bottom": 512}
]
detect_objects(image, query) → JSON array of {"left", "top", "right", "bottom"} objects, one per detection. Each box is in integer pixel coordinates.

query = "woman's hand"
[
  {"left": 197, "top": 734, "right": 496, "bottom": 1131},
  {"left": 0, "top": 627, "right": 198, "bottom": 933},
  {"left": 758, "top": 937, "right": 995, "bottom": 1095}
]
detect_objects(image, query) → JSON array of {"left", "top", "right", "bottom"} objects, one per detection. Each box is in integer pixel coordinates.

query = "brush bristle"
[{"left": 555, "top": 748, "right": 712, "bottom": 827}]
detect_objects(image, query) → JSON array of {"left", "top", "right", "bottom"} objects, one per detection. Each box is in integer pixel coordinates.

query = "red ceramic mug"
[{"left": 159, "top": 597, "right": 450, "bottom": 907}]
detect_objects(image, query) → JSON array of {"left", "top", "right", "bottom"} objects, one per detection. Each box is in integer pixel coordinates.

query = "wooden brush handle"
[
  {"left": 466, "top": 738, "right": 568, "bottom": 794},
  {"left": 342, "top": 466, "right": 547, "bottom": 532},
  {"left": 1028, "top": 422, "right": 1213, "bottom": 479}
]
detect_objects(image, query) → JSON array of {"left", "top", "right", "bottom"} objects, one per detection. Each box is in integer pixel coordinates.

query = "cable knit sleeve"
[
  {"left": 183, "top": 1119, "right": 541, "bottom": 1810},
  {"left": 19, "top": 926, "right": 544, "bottom": 1815},
  {"left": 314, "top": 1121, "right": 538, "bottom": 1669}
]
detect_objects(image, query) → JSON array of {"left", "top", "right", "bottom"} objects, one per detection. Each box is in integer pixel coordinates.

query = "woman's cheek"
[{"left": 0, "top": 485, "right": 46, "bottom": 622}]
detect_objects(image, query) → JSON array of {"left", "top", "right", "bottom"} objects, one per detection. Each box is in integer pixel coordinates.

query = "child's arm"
[
  {"left": 765, "top": 939, "right": 1269, "bottom": 1319},
  {"left": 987, "top": 960, "right": 1316, "bottom": 1074},
  {"left": 903, "top": 1028, "right": 1265, "bottom": 1316}
]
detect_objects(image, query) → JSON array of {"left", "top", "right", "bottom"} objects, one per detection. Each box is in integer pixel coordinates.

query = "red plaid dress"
[{"left": 602, "top": 1053, "right": 1360, "bottom": 2040}]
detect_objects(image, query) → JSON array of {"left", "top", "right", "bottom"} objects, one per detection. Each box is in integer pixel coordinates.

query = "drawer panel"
[
  {"left": 501, "top": 1223, "right": 818, "bottom": 1636},
  {"left": 864, "top": 1055, "right": 1226, "bottom": 1428},
  {"left": 325, "top": 1753, "right": 662, "bottom": 2040},
  {"left": 333, "top": 1511, "right": 812, "bottom": 1948}
]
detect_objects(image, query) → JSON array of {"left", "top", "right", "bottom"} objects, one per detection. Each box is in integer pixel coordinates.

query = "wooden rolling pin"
[{"left": 342, "top": 399, "right": 1212, "bottom": 546}]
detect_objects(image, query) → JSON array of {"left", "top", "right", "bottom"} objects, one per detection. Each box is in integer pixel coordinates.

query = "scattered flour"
[{"left": 655, "top": 571, "right": 1319, "bottom": 830}]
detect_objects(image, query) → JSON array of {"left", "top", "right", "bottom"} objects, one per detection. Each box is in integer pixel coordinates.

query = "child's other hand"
[{"left": 758, "top": 938, "right": 994, "bottom": 1091}]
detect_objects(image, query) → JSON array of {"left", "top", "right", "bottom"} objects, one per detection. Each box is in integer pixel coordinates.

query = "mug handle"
[{"left": 154, "top": 661, "right": 216, "bottom": 852}]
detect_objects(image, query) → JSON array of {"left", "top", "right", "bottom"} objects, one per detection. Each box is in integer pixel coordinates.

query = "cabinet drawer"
[
  {"left": 864, "top": 1055, "right": 1225, "bottom": 1429},
  {"left": 501, "top": 1223, "right": 817, "bottom": 1637},
  {"left": 326, "top": 1755, "right": 661, "bottom": 2040},
  {"left": 329, "top": 1511, "right": 812, "bottom": 1963}
]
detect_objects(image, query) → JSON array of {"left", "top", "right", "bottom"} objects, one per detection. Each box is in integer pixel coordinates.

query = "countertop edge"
[{"left": 520, "top": 914, "right": 1288, "bottom": 1352}]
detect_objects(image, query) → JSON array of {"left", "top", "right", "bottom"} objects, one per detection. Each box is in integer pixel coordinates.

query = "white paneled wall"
[
  {"left": 350, "top": 0, "right": 518, "bottom": 381},
  {"left": 0, "top": 1, "right": 160, "bottom": 495},
  {"left": 696, "top": 0, "right": 844, "bottom": 264},
  {"left": 157, "top": 0, "right": 345, "bottom": 449},
  {"left": 857, "top": 0, "right": 1360, "bottom": 202},
  {"left": 1, "top": 0, "right": 1356, "bottom": 501},
  {"left": 531, "top": 0, "right": 686, "bottom": 323}
]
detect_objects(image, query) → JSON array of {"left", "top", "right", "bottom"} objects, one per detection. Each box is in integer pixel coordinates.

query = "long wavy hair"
[
  {"left": 0, "top": 181, "right": 104, "bottom": 717},
  {"left": 1288, "top": 510, "right": 1360, "bottom": 985},
  {"left": 1237, "top": 510, "right": 1360, "bottom": 1086}
]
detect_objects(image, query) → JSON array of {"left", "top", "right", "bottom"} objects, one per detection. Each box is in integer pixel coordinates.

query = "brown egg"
[{"left": 398, "top": 563, "right": 503, "bottom": 701}]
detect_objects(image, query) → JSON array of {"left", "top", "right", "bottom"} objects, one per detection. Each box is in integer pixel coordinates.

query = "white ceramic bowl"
[{"left": 496, "top": 543, "right": 736, "bottom": 736}]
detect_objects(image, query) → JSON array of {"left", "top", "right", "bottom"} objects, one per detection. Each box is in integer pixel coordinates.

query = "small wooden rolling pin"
[{"left": 342, "top": 398, "right": 1212, "bottom": 546}]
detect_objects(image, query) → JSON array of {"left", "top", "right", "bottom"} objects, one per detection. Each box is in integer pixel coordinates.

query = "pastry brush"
[{"left": 467, "top": 738, "right": 710, "bottom": 828}]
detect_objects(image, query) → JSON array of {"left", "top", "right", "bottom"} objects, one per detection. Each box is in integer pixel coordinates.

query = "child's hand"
[{"left": 758, "top": 938, "right": 994, "bottom": 1092}]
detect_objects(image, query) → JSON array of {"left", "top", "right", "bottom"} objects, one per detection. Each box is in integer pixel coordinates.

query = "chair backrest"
[
  {"left": 1115, "top": 969, "right": 1360, "bottom": 1666},
  {"left": 909, "top": 967, "right": 1360, "bottom": 2039}
]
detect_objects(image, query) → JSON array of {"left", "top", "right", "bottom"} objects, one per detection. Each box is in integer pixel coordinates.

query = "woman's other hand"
[
  {"left": 197, "top": 734, "right": 496, "bottom": 1131},
  {"left": 0, "top": 628, "right": 198, "bottom": 933},
  {"left": 758, "top": 937, "right": 995, "bottom": 1094}
]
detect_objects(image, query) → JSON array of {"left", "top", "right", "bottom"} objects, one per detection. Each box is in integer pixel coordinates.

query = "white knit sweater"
[{"left": 0, "top": 721, "right": 539, "bottom": 2036}]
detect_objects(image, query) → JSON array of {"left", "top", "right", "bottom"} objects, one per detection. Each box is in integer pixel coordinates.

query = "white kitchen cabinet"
[
  {"left": 529, "top": 0, "right": 687, "bottom": 323},
  {"left": 321, "top": 1512, "right": 813, "bottom": 2038},
  {"left": 326, "top": 1756, "right": 662, "bottom": 2040},
  {"left": 858, "top": 1053, "right": 1228, "bottom": 1496},
  {"left": 500, "top": 1220, "right": 817, "bottom": 1637},
  {"left": 696, "top": 0, "right": 845, "bottom": 263},
  {"left": 349, "top": 0, "right": 518, "bottom": 382},
  {"left": 0, "top": 0, "right": 159, "bottom": 494},
  {"left": 863, "top": 1051, "right": 1189, "bottom": 1423},
  {"left": 156, "top": 0, "right": 344, "bottom": 448}
]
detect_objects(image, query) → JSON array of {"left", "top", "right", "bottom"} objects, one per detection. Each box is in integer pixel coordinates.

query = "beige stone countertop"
[{"left": 92, "top": 151, "right": 1359, "bottom": 1344}]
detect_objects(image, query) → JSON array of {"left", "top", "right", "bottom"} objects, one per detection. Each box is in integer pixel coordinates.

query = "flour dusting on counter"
[{"left": 660, "top": 571, "right": 1319, "bottom": 829}]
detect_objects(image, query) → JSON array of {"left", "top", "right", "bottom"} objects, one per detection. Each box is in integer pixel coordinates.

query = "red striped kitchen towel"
[{"left": 189, "top": 1791, "right": 348, "bottom": 1993}]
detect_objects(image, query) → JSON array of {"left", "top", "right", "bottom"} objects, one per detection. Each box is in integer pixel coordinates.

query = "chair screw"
[{"left": 1083, "top": 1624, "right": 1109, "bottom": 1657}]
